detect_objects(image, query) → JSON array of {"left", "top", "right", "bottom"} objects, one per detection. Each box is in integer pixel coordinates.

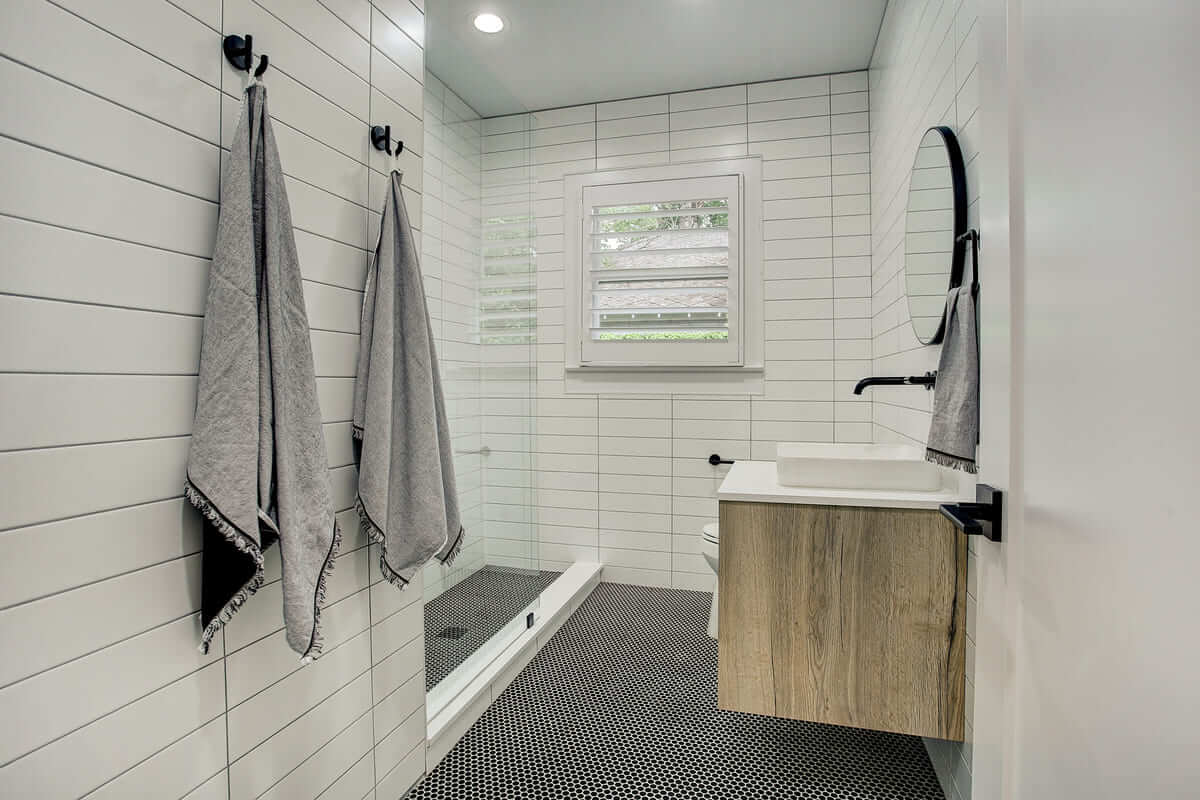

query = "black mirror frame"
[{"left": 909, "top": 125, "right": 968, "bottom": 346}]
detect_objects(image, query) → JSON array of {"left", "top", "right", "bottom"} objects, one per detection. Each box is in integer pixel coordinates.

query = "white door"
[{"left": 974, "top": 1, "right": 1200, "bottom": 798}]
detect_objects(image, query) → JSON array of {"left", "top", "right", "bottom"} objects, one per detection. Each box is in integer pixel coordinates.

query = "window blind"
[
  {"left": 578, "top": 174, "right": 742, "bottom": 366},
  {"left": 480, "top": 214, "right": 536, "bottom": 346},
  {"left": 588, "top": 198, "right": 731, "bottom": 341}
]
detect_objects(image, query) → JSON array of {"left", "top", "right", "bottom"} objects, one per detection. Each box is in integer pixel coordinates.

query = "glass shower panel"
[
  {"left": 478, "top": 110, "right": 559, "bottom": 633},
  {"left": 419, "top": 73, "right": 540, "bottom": 697}
]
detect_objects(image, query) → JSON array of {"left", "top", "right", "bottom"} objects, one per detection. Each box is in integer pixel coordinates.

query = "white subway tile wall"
[
  {"left": 480, "top": 71, "right": 872, "bottom": 592},
  {"left": 0, "top": 1, "right": 431, "bottom": 797},
  {"left": 869, "top": 1, "right": 979, "bottom": 798}
]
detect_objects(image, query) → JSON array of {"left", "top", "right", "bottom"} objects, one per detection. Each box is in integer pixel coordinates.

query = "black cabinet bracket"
[{"left": 939, "top": 484, "right": 1003, "bottom": 542}]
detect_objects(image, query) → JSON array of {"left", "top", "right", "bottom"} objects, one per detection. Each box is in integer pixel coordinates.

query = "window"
[{"left": 564, "top": 160, "right": 763, "bottom": 391}]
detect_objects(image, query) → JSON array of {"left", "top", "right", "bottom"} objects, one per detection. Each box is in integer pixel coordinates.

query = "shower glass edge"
[{"left": 416, "top": 52, "right": 549, "bottom": 717}]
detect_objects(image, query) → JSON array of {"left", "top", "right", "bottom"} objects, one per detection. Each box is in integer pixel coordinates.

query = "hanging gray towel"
[
  {"left": 926, "top": 285, "right": 979, "bottom": 473},
  {"left": 353, "top": 171, "right": 463, "bottom": 587},
  {"left": 186, "top": 83, "right": 341, "bottom": 660}
]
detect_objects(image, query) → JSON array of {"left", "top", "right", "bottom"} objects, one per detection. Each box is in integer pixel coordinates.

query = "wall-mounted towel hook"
[
  {"left": 224, "top": 34, "right": 252, "bottom": 71},
  {"left": 370, "top": 125, "right": 404, "bottom": 157},
  {"left": 955, "top": 228, "right": 980, "bottom": 298},
  {"left": 224, "top": 35, "right": 269, "bottom": 77},
  {"left": 371, "top": 125, "right": 391, "bottom": 154}
]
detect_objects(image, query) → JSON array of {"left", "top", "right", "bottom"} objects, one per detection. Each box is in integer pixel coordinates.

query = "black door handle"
[{"left": 939, "top": 484, "right": 1003, "bottom": 542}]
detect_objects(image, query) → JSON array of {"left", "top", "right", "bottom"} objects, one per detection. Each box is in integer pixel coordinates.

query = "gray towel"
[
  {"left": 186, "top": 84, "right": 341, "bottom": 660},
  {"left": 353, "top": 171, "right": 463, "bottom": 587},
  {"left": 926, "top": 285, "right": 979, "bottom": 473}
]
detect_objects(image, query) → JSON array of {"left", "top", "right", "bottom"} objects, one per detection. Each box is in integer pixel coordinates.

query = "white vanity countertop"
[{"left": 717, "top": 460, "right": 969, "bottom": 510}]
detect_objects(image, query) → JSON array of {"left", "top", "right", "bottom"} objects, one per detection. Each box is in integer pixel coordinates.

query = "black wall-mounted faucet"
[{"left": 853, "top": 371, "right": 937, "bottom": 395}]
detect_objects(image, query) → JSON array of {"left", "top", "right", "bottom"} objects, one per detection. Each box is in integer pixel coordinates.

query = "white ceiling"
[{"left": 427, "top": 0, "right": 889, "bottom": 118}]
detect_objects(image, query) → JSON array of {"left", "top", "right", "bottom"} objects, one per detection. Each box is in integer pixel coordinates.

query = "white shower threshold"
[{"left": 424, "top": 561, "right": 603, "bottom": 768}]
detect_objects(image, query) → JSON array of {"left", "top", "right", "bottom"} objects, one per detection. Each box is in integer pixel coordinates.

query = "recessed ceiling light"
[{"left": 473, "top": 13, "right": 504, "bottom": 33}]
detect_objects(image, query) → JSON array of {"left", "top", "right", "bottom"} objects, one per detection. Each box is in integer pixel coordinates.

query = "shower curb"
[{"left": 424, "top": 562, "right": 603, "bottom": 769}]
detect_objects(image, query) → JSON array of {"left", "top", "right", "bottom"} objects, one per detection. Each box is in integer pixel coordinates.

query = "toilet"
[{"left": 701, "top": 522, "right": 720, "bottom": 639}]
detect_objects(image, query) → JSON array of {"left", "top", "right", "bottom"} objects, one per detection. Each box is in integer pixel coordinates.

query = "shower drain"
[{"left": 436, "top": 626, "right": 468, "bottom": 640}]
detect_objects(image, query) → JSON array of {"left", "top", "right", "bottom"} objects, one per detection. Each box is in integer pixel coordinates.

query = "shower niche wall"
[{"left": 419, "top": 71, "right": 551, "bottom": 707}]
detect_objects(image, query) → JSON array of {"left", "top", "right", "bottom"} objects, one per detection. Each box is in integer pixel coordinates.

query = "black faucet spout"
[{"left": 853, "top": 372, "right": 937, "bottom": 395}]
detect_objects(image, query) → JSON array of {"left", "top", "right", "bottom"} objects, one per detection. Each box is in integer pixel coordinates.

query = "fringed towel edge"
[
  {"left": 355, "top": 495, "right": 412, "bottom": 589},
  {"left": 300, "top": 520, "right": 344, "bottom": 663},
  {"left": 184, "top": 479, "right": 266, "bottom": 654},
  {"left": 440, "top": 525, "right": 465, "bottom": 567},
  {"left": 354, "top": 496, "right": 466, "bottom": 586},
  {"left": 926, "top": 447, "right": 979, "bottom": 474}
]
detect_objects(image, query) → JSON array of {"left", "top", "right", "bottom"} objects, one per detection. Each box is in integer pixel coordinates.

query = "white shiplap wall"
[
  {"left": 868, "top": 1, "right": 979, "bottom": 798},
  {"left": 0, "top": 1, "right": 434, "bottom": 797},
  {"left": 479, "top": 72, "right": 873, "bottom": 591}
]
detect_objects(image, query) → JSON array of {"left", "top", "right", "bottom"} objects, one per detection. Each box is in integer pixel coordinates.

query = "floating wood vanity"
[{"left": 716, "top": 460, "right": 967, "bottom": 741}]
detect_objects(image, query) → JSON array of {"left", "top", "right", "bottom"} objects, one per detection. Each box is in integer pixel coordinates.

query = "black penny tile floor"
[
  {"left": 409, "top": 582, "right": 946, "bottom": 799},
  {"left": 424, "top": 565, "right": 561, "bottom": 692}
]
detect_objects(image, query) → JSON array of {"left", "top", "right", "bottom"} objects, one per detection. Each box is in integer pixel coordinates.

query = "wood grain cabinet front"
[{"left": 717, "top": 500, "right": 966, "bottom": 741}]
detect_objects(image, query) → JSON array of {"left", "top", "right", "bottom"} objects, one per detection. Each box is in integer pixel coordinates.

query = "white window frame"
[{"left": 563, "top": 158, "right": 764, "bottom": 394}]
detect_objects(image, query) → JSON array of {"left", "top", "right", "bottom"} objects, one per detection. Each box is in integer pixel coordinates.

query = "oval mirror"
[{"left": 904, "top": 126, "right": 967, "bottom": 345}]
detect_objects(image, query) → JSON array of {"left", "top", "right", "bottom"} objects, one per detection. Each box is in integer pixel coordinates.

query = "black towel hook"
[
  {"left": 370, "top": 124, "right": 404, "bottom": 157},
  {"left": 223, "top": 34, "right": 252, "bottom": 71},
  {"left": 223, "top": 34, "right": 268, "bottom": 77},
  {"left": 958, "top": 228, "right": 980, "bottom": 297}
]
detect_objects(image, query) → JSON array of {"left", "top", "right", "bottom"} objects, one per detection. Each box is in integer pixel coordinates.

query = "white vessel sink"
[{"left": 775, "top": 443, "right": 944, "bottom": 491}]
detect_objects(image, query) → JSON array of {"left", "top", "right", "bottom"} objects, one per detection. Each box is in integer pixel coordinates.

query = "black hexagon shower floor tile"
[
  {"left": 425, "top": 566, "right": 562, "bottom": 691},
  {"left": 407, "top": 583, "right": 945, "bottom": 800}
]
